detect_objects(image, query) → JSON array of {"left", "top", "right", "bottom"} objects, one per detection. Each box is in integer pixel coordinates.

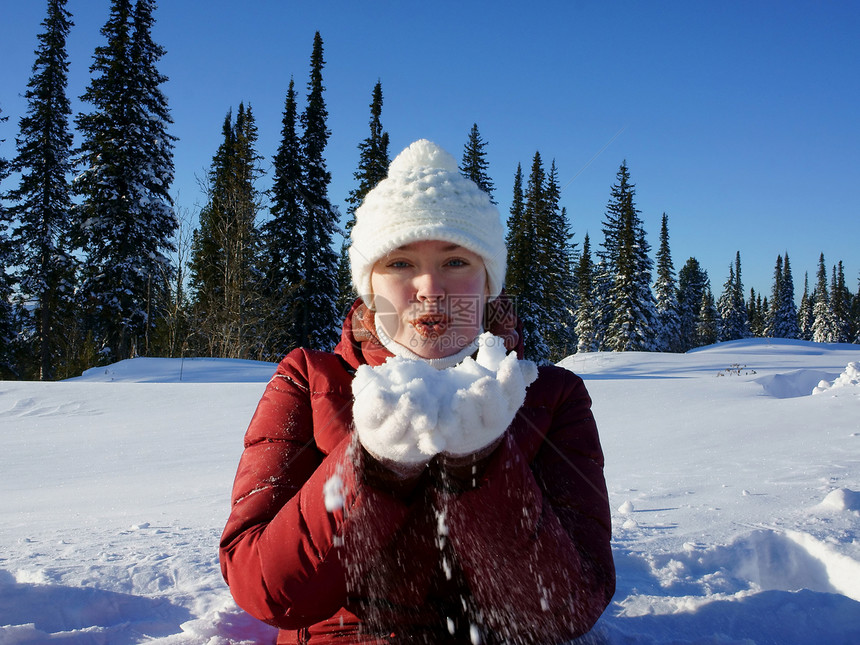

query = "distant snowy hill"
[{"left": 2, "top": 339, "right": 859, "bottom": 644}]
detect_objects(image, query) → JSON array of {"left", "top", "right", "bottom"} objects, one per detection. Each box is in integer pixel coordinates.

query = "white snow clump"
[{"left": 812, "top": 361, "right": 860, "bottom": 395}]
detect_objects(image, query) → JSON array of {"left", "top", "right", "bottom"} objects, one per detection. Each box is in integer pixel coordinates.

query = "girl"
[{"left": 220, "top": 139, "right": 614, "bottom": 644}]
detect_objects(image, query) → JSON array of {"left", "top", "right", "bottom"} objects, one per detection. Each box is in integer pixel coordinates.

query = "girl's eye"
[
  {"left": 446, "top": 258, "right": 468, "bottom": 267},
  {"left": 387, "top": 260, "right": 411, "bottom": 269}
]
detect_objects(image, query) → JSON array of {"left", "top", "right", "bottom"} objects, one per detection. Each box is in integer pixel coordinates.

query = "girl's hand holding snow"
[
  {"left": 352, "top": 357, "right": 445, "bottom": 473},
  {"left": 437, "top": 332, "right": 538, "bottom": 457},
  {"left": 352, "top": 333, "right": 537, "bottom": 475}
]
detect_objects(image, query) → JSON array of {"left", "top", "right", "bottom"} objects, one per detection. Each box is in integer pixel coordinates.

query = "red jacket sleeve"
[
  {"left": 438, "top": 366, "right": 615, "bottom": 642},
  {"left": 218, "top": 349, "right": 416, "bottom": 629}
]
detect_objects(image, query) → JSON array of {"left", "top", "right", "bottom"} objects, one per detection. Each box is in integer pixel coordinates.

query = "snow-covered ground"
[{"left": 1, "top": 340, "right": 859, "bottom": 644}]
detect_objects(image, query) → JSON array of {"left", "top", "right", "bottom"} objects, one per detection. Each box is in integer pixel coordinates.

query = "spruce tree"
[
  {"left": 830, "top": 261, "right": 850, "bottom": 342},
  {"left": 459, "top": 123, "right": 495, "bottom": 203},
  {"left": 7, "top": 0, "right": 76, "bottom": 380},
  {"left": 260, "top": 79, "right": 304, "bottom": 357},
  {"left": 752, "top": 288, "right": 765, "bottom": 337},
  {"left": 188, "top": 104, "right": 263, "bottom": 358},
  {"left": 770, "top": 253, "right": 799, "bottom": 338},
  {"left": 574, "top": 233, "right": 599, "bottom": 353},
  {"left": 716, "top": 252, "right": 749, "bottom": 342},
  {"left": 73, "top": 0, "right": 176, "bottom": 362},
  {"left": 677, "top": 257, "right": 708, "bottom": 350},
  {"left": 696, "top": 285, "right": 718, "bottom": 346},
  {"left": 798, "top": 272, "right": 814, "bottom": 340},
  {"left": 852, "top": 276, "right": 860, "bottom": 344},
  {"left": 338, "top": 80, "right": 390, "bottom": 313},
  {"left": 653, "top": 213, "right": 681, "bottom": 352},
  {"left": 763, "top": 255, "right": 783, "bottom": 337},
  {"left": 540, "top": 161, "right": 577, "bottom": 359},
  {"left": 297, "top": 32, "right": 339, "bottom": 350},
  {"left": 0, "top": 107, "right": 17, "bottom": 377},
  {"left": 505, "top": 155, "right": 549, "bottom": 362},
  {"left": 603, "top": 162, "right": 655, "bottom": 351},
  {"left": 811, "top": 253, "right": 840, "bottom": 343},
  {"left": 504, "top": 164, "right": 525, "bottom": 295}
]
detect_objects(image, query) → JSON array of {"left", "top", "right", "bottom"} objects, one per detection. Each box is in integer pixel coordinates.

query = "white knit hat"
[{"left": 349, "top": 139, "right": 507, "bottom": 306}]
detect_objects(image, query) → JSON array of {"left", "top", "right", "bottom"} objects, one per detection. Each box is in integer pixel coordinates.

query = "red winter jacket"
[{"left": 220, "top": 300, "right": 615, "bottom": 644}]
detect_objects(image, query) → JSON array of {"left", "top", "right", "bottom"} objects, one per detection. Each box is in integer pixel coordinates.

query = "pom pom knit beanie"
[{"left": 349, "top": 139, "right": 507, "bottom": 307}]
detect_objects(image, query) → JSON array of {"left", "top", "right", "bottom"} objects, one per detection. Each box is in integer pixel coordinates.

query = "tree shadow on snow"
[{"left": 0, "top": 570, "right": 192, "bottom": 643}]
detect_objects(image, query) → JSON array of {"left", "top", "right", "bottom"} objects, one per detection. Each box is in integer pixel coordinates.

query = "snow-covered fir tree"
[
  {"left": 574, "top": 233, "right": 600, "bottom": 353},
  {"left": 260, "top": 79, "right": 304, "bottom": 358},
  {"left": 716, "top": 252, "right": 749, "bottom": 342},
  {"left": 653, "top": 213, "right": 682, "bottom": 352},
  {"left": 296, "top": 32, "right": 340, "bottom": 351},
  {"left": 747, "top": 288, "right": 764, "bottom": 337},
  {"left": 188, "top": 104, "right": 263, "bottom": 359},
  {"left": 73, "top": 0, "right": 176, "bottom": 362},
  {"left": 0, "top": 107, "right": 17, "bottom": 377},
  {"left": 602, "top": 162, "right": 656, "bottom": 351},
  {"left": 798, "top": 273, "right": 814, "bottom": 340},
  {"left": 696, "top": 284, "right": 718, "bottom": 346},
  {"left": 338, "top": 80, "right": 389, "bottom": 313},
  {"left": 851, "top": 277, "right": 860, "bottom": 344},
  {"left": 830, "top": 261, "right": 850, "bottom": 343},
  {"left": 459, "top": 123, "right": 495, "bottom": 203},
  {"left": 7, "top": 0, "right": 76, "bottom": 380},
  {"left": 505, "top": 156, "right": 550, "bottom": 362},
  {"left": 677, "top": 257, "right": 708, "bottom": 351},
  {"left": 811, "top": 253, "right": 841, "bottom": 343},
  {"left": 539, "top": 162, "right": 577, "bottom": 359},
  {"left": 767, "top": 253, "right": 799, "bottom": 338}
]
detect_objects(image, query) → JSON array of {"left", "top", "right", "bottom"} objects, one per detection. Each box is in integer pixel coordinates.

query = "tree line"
[{"left": 1, "top": 0, "right": 858, "bottom": 380}]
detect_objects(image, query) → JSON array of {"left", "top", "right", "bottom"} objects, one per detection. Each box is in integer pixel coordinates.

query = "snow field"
[{"left": 1, "top": 341, "right": 859, "bottom": 644}]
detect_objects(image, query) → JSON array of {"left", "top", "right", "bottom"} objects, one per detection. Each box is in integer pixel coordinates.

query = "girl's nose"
[{"left": 414, "top": 269, "right": 444, "bottom": 302}]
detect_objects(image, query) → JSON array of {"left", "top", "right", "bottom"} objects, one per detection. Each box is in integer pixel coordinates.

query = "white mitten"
[
  {"left": 351, "top": 356, "right": 446, "bottom": 469},
  {"left": 437, "top": 332, "right": 538, "bottom": 457}
]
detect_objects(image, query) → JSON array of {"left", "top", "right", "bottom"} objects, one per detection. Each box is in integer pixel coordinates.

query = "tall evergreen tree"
[
  {"left": 338, "top": 80, "right": 390, "bottom": 313},
  {"left": 716, "top": 252, "right": 749, "bottom": 342},
  {"left": 7, "top": 0, "right": 76, "bottom": 379},
  {"left": 763, "top": 255, "right": 783, "bottom": 337},
  {"left": 602, "top": 162, "right": 655, "bottom": 351},
  {"left": 696, "top": 284, "right": 718, "bottom": 346},
  {"left": 748, "top": 288, "right": 768, "bottom": 337},
  {"left": 768, "top": 253, "right": 799, "bottom": 338},
  {"left": 73, "top": 0, "right": 176, "bottom": 362},
  {"left": 851, "top": 279, "right": 860, "bottom": 345},
  {"left": 798, "top": 272, "right": 814, "bottom": 340},
  {"left": 574, "top": 233, "right": 599, "bottom": 353},
  {"left": 0, "top": 107, "right": 17, "bottom": 377},
  {"left": 260, "top": 79, "right": 304, "bottom": 357},
  {"left": 677, "top": 257, "right": 708, "bottom": 351},
  {"left": 830, "top": 261, "right": 850, "bottom": 342},
  {"left": 540, "top": 161, "right": 577, "bottom": 359},
  {"left": 811, "top": 253, "right": 840, "bottom": 343},
  {"left": 296, "top": 32, "right": 339, "bottom": 350},
  {"left": 188, "top": 104, "right": 263, "bottom": 358},
  {"left": 505, "top": 154, "right": 549, "bottom": 362},
  {"left": 459, "top": 123, "right": 495, "bottom": 203},
  {"left": 504, "top": 163, "right": 525, "bottom": 294},
  {"left": 653, "top": 213, "right": 681, "bottom": 352}
]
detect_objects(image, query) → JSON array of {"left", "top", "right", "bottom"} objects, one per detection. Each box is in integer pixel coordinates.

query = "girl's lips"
[{"left": 409, "top": 314, "right": 450, "bottom": 338}]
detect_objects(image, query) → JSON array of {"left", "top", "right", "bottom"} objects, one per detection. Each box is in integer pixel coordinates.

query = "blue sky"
[{"left": 1, "top": 0, "right": 858, "bottom": 299}]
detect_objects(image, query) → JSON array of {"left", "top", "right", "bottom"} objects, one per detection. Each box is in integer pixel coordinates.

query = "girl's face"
[{"left": 371, "top": 240, "right": 488, "bottom": 359}]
